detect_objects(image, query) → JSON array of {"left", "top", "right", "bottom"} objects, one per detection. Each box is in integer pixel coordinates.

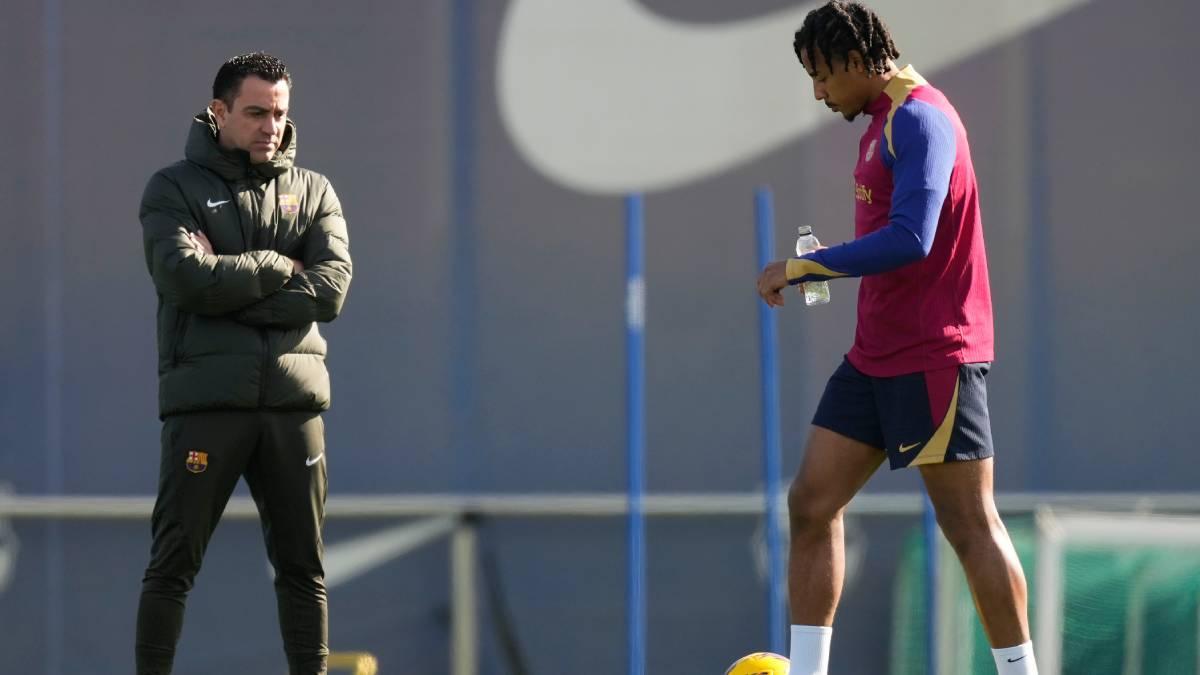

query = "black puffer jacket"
[{"left": 140, "top": 111, "right": 352, "bottom": 418}]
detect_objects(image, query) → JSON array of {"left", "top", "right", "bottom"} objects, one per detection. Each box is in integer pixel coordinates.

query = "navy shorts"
[{"left": 812, "top": 358, "right": 994, "bottom": 470}]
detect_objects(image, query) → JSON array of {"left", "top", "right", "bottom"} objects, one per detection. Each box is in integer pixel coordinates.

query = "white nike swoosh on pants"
[{"left": 497, "top": 0, "right": 1093, "bottom": 194}]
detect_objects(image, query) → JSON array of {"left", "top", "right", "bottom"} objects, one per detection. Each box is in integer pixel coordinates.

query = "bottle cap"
[{"left": 797, "top": 225, "right": 813, "bottom": 235}]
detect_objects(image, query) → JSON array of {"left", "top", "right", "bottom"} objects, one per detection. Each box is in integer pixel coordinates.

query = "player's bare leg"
[
  {"left": 787, "top": 425, "right": 885, "bottom": 625},
  {"left": 786, "top": 426, "right": 884, "bottom": 673},
  {"left": 919, "top": 457, "right": 1029, "bottom": 647}
]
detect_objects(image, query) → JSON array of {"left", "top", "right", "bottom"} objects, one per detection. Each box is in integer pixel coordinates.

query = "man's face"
[
  {"left": 800, "top": 47, "right": 870, "bottom": 122},
  {"left": 211, "top": 76, "right": 290, "bottom": 164}
]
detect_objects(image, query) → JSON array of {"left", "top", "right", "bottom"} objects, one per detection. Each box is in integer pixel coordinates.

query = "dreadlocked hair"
[{"left": 793, "top": 1, "right": 899, "bottom": 74}]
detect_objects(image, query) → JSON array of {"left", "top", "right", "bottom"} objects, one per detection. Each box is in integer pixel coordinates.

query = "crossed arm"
[
  {"left": 232, "top": 181, "right": 352, "bottom": 329},
  {"left": 141, "top": 173, "right": 352, "bottom": 327}
]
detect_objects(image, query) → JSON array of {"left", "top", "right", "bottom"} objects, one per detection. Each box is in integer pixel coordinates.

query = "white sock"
[
  {"left": 788, "top": 625, "right": 832, "bottom": 675},
  {"left": 992, "top": 641, "right": 1038, "bottom": 675}
]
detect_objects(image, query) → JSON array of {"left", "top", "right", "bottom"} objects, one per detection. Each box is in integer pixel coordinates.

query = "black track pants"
[{"left": 135, "top": 411, "right": 328, "bottom": 675}]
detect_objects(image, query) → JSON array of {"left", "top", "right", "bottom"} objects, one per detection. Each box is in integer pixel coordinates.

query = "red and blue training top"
[{"left": 785, "top": 65, "right": 994, "bottom": 377}]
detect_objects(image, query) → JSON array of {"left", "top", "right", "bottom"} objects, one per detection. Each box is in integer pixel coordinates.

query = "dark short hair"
[
  {"left": 212, "top": 52, "right": 292, "bottom": 107},
  {"left": 793, "top": 1, "right": 899, "bottom": 74}
]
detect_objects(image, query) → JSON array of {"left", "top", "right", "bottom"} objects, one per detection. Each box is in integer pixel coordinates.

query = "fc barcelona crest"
[
  {"left": 185, "top": 450, "right": 208, "bottom": 474},
  {"left": 278, "top": 193, "right": 300, "bottom": 216}
]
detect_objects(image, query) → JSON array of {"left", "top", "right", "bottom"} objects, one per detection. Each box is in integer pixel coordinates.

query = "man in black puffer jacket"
[{"left": 136, "top": 52, "right": 351, "bottom": 675}]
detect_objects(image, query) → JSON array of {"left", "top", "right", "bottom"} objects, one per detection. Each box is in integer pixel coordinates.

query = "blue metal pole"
[
  {"left": 923, "top": 492, "right": 938, "bottom": 675},
  {"left": 449, "top": 0, "right": 479, "bottom": 493},
  {"left": 42, "top": 1, "right": 65, "bottom": 673},
  {"left": 1027, "top": 25, "right": 1052, "bottom": 493},
  {"left": 754, "top": 187, "right": 787, "bottom": 655},
  {"left": 625, "top": 194, "right": 647, "bottom": 675}
]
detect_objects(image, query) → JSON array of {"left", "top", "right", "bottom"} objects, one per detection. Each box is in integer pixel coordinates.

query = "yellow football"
[{"left": 725, "top": 651, "right": 790, "bottom": 675}]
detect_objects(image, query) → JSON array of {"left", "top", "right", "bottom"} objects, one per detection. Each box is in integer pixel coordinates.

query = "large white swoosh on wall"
[{"left": 498, "top": 0, "right": 1092, "bottom": 194}]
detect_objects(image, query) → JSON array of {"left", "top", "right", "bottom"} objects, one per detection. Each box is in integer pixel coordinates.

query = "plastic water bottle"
[{"left": 795, "top": 225, "right": 831, "bottom": 306}]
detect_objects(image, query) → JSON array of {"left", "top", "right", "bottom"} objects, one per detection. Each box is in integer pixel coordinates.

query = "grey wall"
[{"left": 1, "top": 0, "right": 1197, "bottom": 673}]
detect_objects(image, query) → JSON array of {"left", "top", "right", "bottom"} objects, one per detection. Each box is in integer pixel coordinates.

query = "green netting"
[
  {"left": 1059, "top": 548, "right": 1200, "bottom": 673},
  {"left": 890, "top": 518, "right": 1200, "bottom": 675}
]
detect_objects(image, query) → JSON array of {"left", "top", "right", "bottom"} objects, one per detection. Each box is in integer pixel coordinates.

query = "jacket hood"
[{"left": 184, "top": 109, "right": 297, "bottom": 181}]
